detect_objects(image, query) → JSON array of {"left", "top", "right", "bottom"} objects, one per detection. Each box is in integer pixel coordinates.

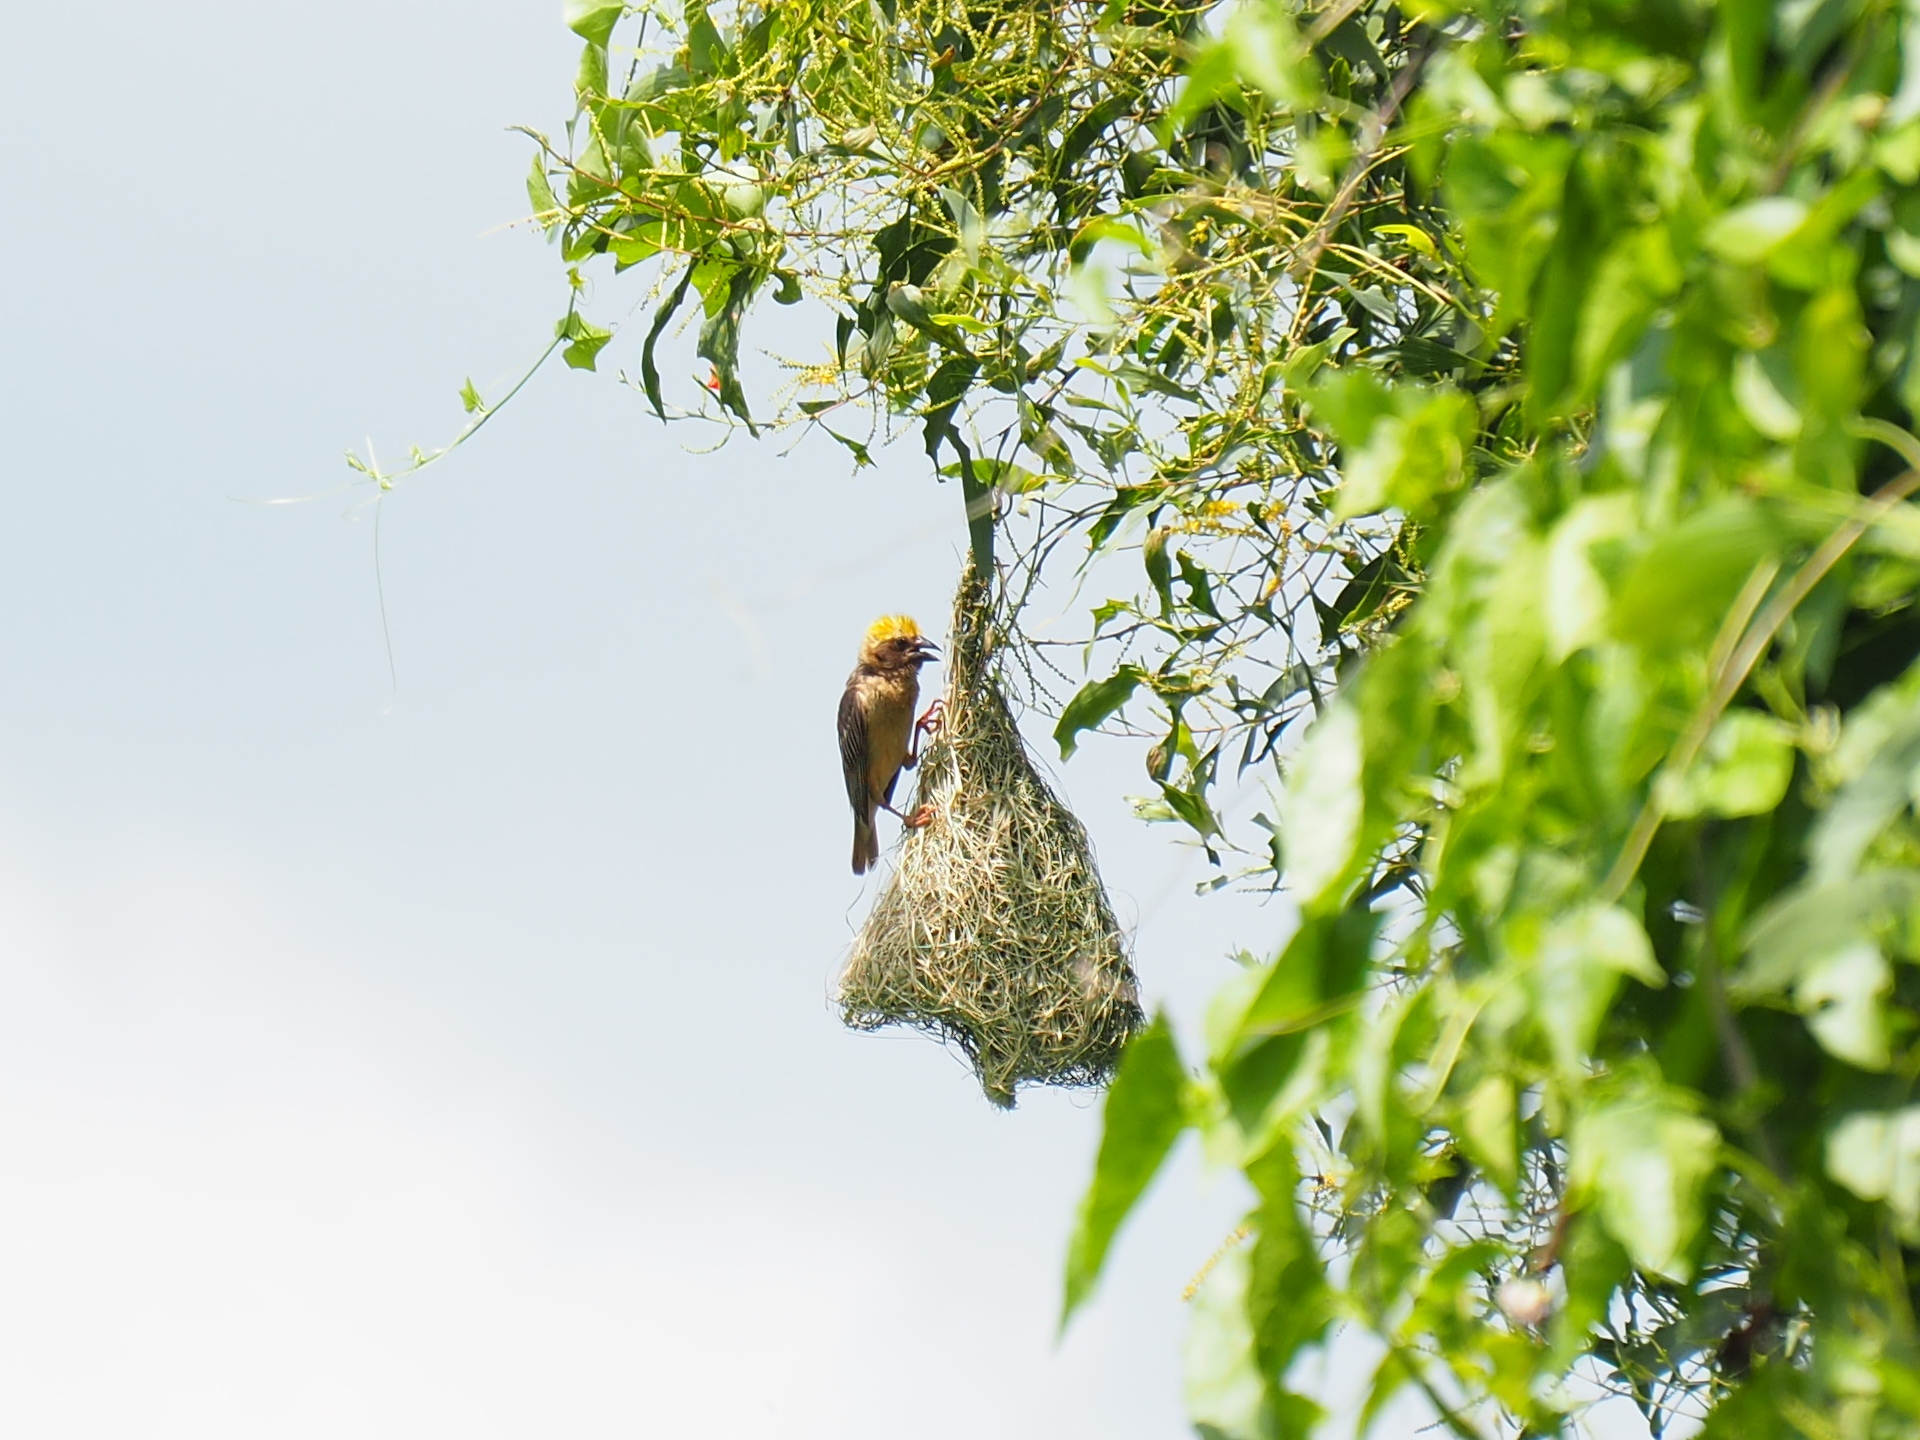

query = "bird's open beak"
[{"left": 912, "top": 638, "right": 941, "bottom": 660}]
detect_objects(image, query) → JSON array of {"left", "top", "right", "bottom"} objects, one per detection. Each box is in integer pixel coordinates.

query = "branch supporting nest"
[{"left": 838, "top": 562, "right": 1144, "bottom": 1107}]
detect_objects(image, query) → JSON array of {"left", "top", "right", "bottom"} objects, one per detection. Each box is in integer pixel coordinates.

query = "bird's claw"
[
  {"left": 915, "top": 700, "right": 946, "bottom": 741},
  {"left": 903, "top": 804, "right": 936, "bottom": 830}
]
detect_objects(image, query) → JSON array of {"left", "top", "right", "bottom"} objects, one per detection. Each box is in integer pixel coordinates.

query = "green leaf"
[
  {"left": 886, "top": 283, "right": 976, "bottom": 355},
  {"left": 608, "top": 224, "right": 664, "bottom": 269},
  {"left": 1305, "top": 373, "right": 1475, "bottom": 518},
  {"left": 1525, "top": 149, "right": 1607, "bottom": 422},
  {"left": 1611, "top": 497, "right": 1784, "bottom": 650},
  {"left": 1797, "top": 941, "right": 1892, "bottom": 1071},
  {"left": 1459, "top": 1076, "right": 1518, "bottom": 1197},
  {"left": 1740, "top": 870, "right": 1920, "bottom": 995},
  {"left": 1177, "top": 550, "right": 1221, "bottom": 618},
  {"left": 1372, "top": 223, "right": 1437, "bottom": 259},
  {"left": 564, "top": 0, "right": 625, "bottom": 49},
  {"left": 575, "top": 36, "right": 607, "bottom": 96},
  {"left": 1703, "top": 197, "right": 1809, "bottom": 264},
  {"left": 526, "top": 156, "right": 560, "bottom": 221},
  {"left": 640, "top": 269, "right": 694, "bottom": 421},
  {"left": 1811, "top": 681, "right": 1920, "bottom": 881},
  {"left": 558, "top": 312, "right": 613, "bottom": 371},
  {"left": 1551, "top": 1219, "right": 1630, "bottom": 1373},
  {"left": 1225, "top": 0, "right": 1311, "bottom": 107},
  {"left": 1529, "top": 903, "right": 1664, "bottom": 1077},
  {"left": 1245, "top": 1179, "right": 1330, "bottom": 1429},
  {"left": 1069, "top": 215, "right": 1158, "bottom": 266},
  {"left": 823, "top": 428, "right": 873, "bottom": 467},
  {"left": 1828, "top": 1107, "right": 1920, "bottom": 1239},
  {"left": 1216, "top": 904, "right": 1376, "bottom": 1133},
  {"left": 1660, "top": 711, "right": 1795, "bottom": 819},
  {"left": 1543, "top": 494, "right": 1635, "bottom": 661},
  {"left": 1183, "top": 1241, "right": 1282, "bottom": 1440},
  {"left": 936, "top": 457, "right": 1044, "bottom": 493},
  {"left": 1061, "top": 1016, "right": 1187, "bottom": 1326},
  {"left": 1158, "top": 780, "right": 1221, "bottom": 839},
  {"left": 458, "top": 378, "right": 485, "bottom": 415},
  {"left": 696, "top": 265, "right": 761, "bottom": 434},
  {"left": 1733, "top": 349, "right": 1802, "bottom": 441},
  {"left": 1055, "top": 666, "right": 1146, "bottom": 758},
  {"left": 1278, "top": 699, "right": 1364, "bottom": 910},
  {"left": 1444, "top": 129, "right": 1573, "bottom": 336},
  {"left": 1574, "top": 226, "right": 1679, "bottom": 394},
  {"left": 1143, "top": 526, "right": 1175, "bottom": 612},
  {"left": 920, "top": 354, "right": 979, "bottom": 476},
  {"left": 1570, "top": 1069, "right": 1719, "bottom": 1281}
]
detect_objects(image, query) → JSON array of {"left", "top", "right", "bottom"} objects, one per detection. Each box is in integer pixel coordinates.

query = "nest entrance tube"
[{"left": 838, "top": 563, "right": 1144, "bottom": 1108}]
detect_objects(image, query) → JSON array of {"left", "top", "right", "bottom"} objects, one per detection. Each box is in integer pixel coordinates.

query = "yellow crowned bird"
[{"left": 839, "top": 615, "right": 940, "bottom": 874}]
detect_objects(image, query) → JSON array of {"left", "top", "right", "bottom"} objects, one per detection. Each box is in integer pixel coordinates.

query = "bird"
[{"left": 839, "top": 615, "right": 940, "bottom": 874}]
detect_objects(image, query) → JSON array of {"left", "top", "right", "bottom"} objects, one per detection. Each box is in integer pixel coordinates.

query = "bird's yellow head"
[{"left": 860, "top": 614, "right": 939, "bottom": 670}]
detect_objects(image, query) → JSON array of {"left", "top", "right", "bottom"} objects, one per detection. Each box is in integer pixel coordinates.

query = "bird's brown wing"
[{"left": 837, "top": 680, "right": 869, "bottom": 813}]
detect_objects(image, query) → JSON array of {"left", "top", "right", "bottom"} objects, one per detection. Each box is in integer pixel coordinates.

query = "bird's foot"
[
  {"left": 914, "top": 700, "right": 946, "bottom": 742},
  {"left": 903, "top": 805, "right": 936, "bottom": 830}
]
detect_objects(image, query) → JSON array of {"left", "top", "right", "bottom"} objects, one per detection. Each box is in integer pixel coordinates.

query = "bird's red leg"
[
  {"left": 891, "top": 701, "right": 945, "bottom": 827},
  {"left": 899, "top": 700, "right": 944, "bottom": 773},
  {"left": 880, "top": 800, "right": 937, "bottom": 829},
  {"left": 911, "top": 699, "right": 946, "bottom": 758}
]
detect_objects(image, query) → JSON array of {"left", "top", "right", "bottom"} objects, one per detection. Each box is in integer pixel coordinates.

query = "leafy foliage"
[{"left": 507, "top": 0, "right": 1920, "bottom": 1432}]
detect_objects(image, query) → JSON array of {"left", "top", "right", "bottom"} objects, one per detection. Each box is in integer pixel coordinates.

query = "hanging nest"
[{"left": 838, "top": 562, "right": 1144, "bottom": 1107}]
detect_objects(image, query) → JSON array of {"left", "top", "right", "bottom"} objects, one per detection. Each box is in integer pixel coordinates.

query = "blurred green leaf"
[
  {"left": 1741, "top": 870, "right": 1920, "bottom": 995},
  {"left": 1531, "top": 904, "right": 1664, "bottom": 1076},
  {"left": 1277, "top": 700, "right": 1363, "bottom": 910},
  {"left": 1543, "top": 494, "right": 1635, "bottom": 661},
  {"left": 1704, "top": 197, "right": 1809, "bottom": 264},
  {"left": 564, "top": 0, "right": 624, "bottom": 49},
  {"left": 1069, "top": 215, "right": 1157, "bottom": 266},
  {"left": 823, "top": 428, "right": 873, "bottom": 467},
  {"left": 1828, "top": 1107, "right": 1920, "bottom": 1238},
  {"left": 1612, "top": 498, "right": 1784, "bottom": 650},
  {"left": 1661, "top": 711, "right": 1796, "bottom": 819},
  {"left": 1570, "top": 1069, "right": 1719, "bottom": 1281},
  {"left": 1184, "top": 1241, "right": 1283, "bottom": 1440},
  {"left": 1811, "top": 682, "right": 1920, "bottom": 881},
  {"left": 1062, "top": 1016, "right": 1188, "bottom": 1326},
  {"left": 1459, "top": 1075, "right": 1518, "bottom": 1197},
  {"left": 1225, "top": 0, "right": 1311, "bottom": 107},
  {"left": 1307, "top": 372, "right": 1475, "bottom": 518},
  {"left": 1797, "top": 942, "right": 1892, "bottom": 1071}
]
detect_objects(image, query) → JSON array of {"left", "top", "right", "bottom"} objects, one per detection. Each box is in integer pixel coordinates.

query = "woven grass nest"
[{"left": 838, "top": 564, "right": 1144, "bottom": 1108}]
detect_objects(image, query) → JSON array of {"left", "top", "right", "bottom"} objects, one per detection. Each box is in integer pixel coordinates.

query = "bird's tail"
[{"left": 852, "top": 814, "right": 879, "bottom": 875}]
